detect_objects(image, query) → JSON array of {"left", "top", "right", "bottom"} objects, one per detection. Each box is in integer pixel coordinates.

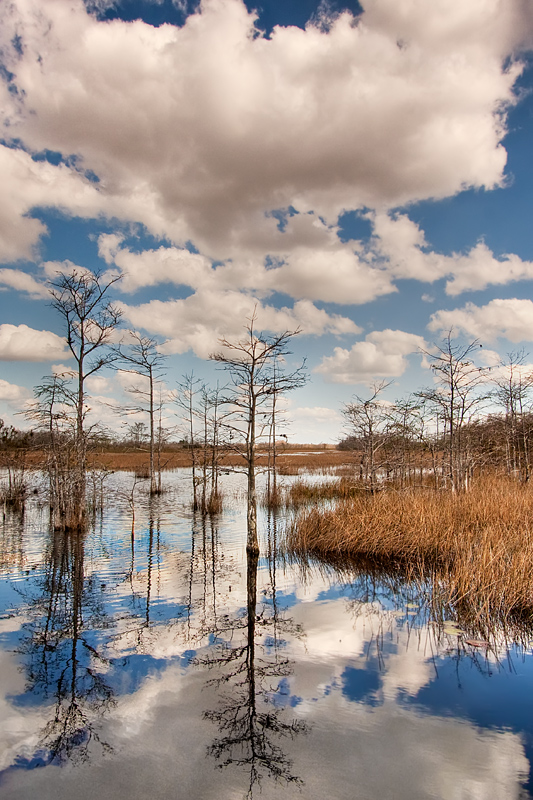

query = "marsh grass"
[
  {"left": 0, "top": 465, "right": 28, "bottom": 512},
  {"left": 204, "top": 490, "right": 224, "bottom": 515},
  {"left": 260, "top": 477, "right": 358, "bottom": 510},
  {"left": 284, "top": 478, "right": 358, "bottom": 507},
  {"left": 285, "top": 476, "right": 533, "bottom": 628}
]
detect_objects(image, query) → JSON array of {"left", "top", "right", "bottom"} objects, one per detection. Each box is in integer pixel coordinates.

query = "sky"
[{"left": 1, "top": 0, "right": 533, "bottom": 443}]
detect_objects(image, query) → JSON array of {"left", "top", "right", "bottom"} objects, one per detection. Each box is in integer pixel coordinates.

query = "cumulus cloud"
[
  {"left": 0, "top": 0, "right": 531, "bottom": 261},
  {"left": 97, "top": 235, "right": 214, "bottom": 294},
  {"left": 120, "top": 292, "right": 359, "bottom": 358},
  {"left": 98, "top": 217, "right": 395, "bottom": 304},
  {"left": 0, "top": 268, "right": 48, "bottom": 298},
  {"left": 370, "top": 212, "right": 533, "bottom": 296},
  {"left": 0, "top": 324, "right": 69, "bottom": 361},
  {"left": 287, "top": 405, "right": 343, "bottom": 442},
  {"left": 267, "top": 241, "right": 394, "bottom": 305},
  {"left": 84, "top": 374, "right": 113, "bottom": 394},
  {"left": 428, "top": 298, "right": 533, "bottom": 343},
  {"left": 292, "top": 406, "right": 341, "bottom": 421},
  {"left": 0, "top": 145, "right": 107, "bottom": 263},
  {"left": 0, "top": 379, "right": 31, "bottom": 404},
  {"left": 316, "top": 329, "right": 425, "bottom": 384},
  {"left": 96, "top": 207, "right": 533, "bottom": 311}
]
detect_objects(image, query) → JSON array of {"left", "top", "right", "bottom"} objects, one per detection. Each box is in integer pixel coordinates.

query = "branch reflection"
[
  {"left": 17, "top": 527, "right": 116, "bottom": 764},
  {"left": 200, "top": 513, "right": 306, "bottom": 798}
]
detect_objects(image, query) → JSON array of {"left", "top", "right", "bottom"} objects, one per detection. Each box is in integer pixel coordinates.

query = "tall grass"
[
  {"left": 260, "top": 477, "right": 356, "bottom": 510},
  {"left": 285, "top": 476, "right": 533, "bottom": 627},
  {"left": 284, "top": 478, "right": 357, "bottom": 507},
  {"left": 0, "top": 464, "right": 28, "bottom": 512}
]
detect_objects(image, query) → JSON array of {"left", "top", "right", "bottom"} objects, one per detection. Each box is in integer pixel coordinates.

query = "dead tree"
[
  {"left": 116, "top": 331, "right": 168, "bottom": 494},
  {"left": 343, "top": 381, "right": 392, "bottom": 494},
  {"left": 48, "top": 268, "right": 122, "bottom": 527},
  {"left": 210, "top": 314, "right": 306, "bottom": 554},
  {"left": 26, "top": 376, "right": 77, "bottom": 529},
  {"left": 176, "top": 373, "right": 204, "bottom": 510},
  {"left": 491, "top": 351, "right": 533, "bottom": 482},
  {"left": 417, "top": 332, "right": 487, "bottom": 492}
]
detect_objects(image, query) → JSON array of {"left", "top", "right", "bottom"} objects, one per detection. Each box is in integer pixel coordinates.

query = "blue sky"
[{"left": 1, "top": 0, "right": 533, "bottom": 442}]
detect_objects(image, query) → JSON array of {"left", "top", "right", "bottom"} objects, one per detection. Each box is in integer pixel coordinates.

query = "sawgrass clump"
[{"left": 285, "top": 475, "right": 533, "bottom": 625}]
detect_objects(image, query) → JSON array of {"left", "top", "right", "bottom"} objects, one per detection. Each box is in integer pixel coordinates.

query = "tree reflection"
[
  {"left": 201, "top": 529, "right": 306, "bottom": 798},
  {"left": 17, "top": 527, "right": 115, "bottom": 764}
]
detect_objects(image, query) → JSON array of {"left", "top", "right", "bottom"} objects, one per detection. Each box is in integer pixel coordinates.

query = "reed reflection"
[
  {"left": 0, "top": 506, "right": 26, "bottom": 575},
  {"left": 16, "top": 527, "right": 116, "bottom": 765}
]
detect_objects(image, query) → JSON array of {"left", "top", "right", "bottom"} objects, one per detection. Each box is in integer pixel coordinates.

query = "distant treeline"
[
  {"left": 0, "top": 421, "right": 191, "bottom": 454},
  {"left": 338, "top": 409, "right": 533, "bottom": 489}
]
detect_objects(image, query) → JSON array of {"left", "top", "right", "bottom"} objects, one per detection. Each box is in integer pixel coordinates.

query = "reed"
[
  {"left": 285, "top": 475, "right": 533, "bottom": 625},
  {"left": 284, "top": 478, "right": 357, "bottom": 507},
  {"left": 204, "top": 490, "right": 224, "bottom": 515},
  {"left": 260, "top": 477, "right": 358, "bottom": 510}
]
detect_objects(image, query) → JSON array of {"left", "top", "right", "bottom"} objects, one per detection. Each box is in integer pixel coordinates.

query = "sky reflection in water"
[{"left": 0, "top": 469, "right": 532, "bottom": 799}]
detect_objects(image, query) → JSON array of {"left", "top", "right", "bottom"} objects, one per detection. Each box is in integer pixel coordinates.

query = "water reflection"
[
  {"left": 202, "top": 546, "right": 306, "bottom": 797},
  {"left": 16, "top": 527, "right": 115, "bottom": 765},
  {"left": 1, "top": 472, "right": 533, "bottom": 799}
]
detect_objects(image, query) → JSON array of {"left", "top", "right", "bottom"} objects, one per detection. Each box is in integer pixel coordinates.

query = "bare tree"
[
  {"left": 343, "top": 381, "right": 393, "bottom": 494},
  {"left": 48, "top": 268, "right": 122, "bottom": 527},
  {"left": 26, "top": 376, "right": 77, "bottom": 529},
  {"left": 176, "top": 373, "right": 203, "bottom": 510},
  {"left": 196, "top": 382, "right": 226, "bottom": 514},
  {"left": 491, "top": 350, "right": 533, "bottom": 482},
  {"left": 210, "top": 314, "right": 307, "bottom": 554},
  {"left": 116, "top": 331, "right": 168, "bottom": 494},
  {"left": 385, "top": 395, "right": 426, "bottom": 488},
  {"left": 203, "top": 549, "right": 305, "bottom": 797},
  {"left": 417, "top": 331, "right": 487, "bottom": 492}
]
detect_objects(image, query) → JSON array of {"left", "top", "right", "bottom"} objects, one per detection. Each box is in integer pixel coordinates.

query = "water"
[{"left": 1, "top": 470, "right": 533, "bottom": 799}]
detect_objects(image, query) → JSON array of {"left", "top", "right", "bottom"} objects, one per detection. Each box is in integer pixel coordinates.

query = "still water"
[{"left": 1, "top": 470, "right": 533, "bottom": 800}]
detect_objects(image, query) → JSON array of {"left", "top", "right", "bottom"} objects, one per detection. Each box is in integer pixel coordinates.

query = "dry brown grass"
[
  {"left": 283, "top": 478, "right": 357, "bottom": 507},
  {"left": 285, "top": 475, "right": 533, "bottom": 626},
  {"left": 274, "top": 450, "right": 353, "bottom": 475},
  {"left": 260, "top": 477, "right": 359, "bottom": 510},
  {"left": 22, "top": 445, "right": 353, "bottom": 473}
]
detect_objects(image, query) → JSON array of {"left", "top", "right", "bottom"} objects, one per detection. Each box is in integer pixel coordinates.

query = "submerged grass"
[{"left": 285, "top": 475, "right": 533, "bottom": 628}]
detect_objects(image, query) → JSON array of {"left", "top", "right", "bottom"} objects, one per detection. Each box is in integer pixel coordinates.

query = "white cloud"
[
  {"left": 428, "top": 298, "right": 533, "bottom": 343},
  {"left": 0, "top": 0, "right": 530, "bottom": 261},
  {"left": 443, "top": 243, "right": 533, "bottom": 296},
  {"left": 0, "top": 379, "right": 31, "bottom": 404},
  {"left": 40, "top": 259, "right": 94, "bottom": 280},
  {"left": 97, "top": 208, "right": 533, "bottom": 310},
  {"left": 120, "top": 292, "right": 359, "bottom": 359},
  {"left": 84, "top": 394, "right": 124, "bottom": 429},
  {"left": 98, "top": 218, "right": 396, "bottom": 305},
  {"left": 0, "top": 269, "right": 48, "bottom": 298},
  {"left": 116, "top": 369, "right": 150, "bottom": 392},
  {"left": 0, "top": 145, "right": 106, "bottom": 263},
  {"left": 51, "top": 363, "right": 77, "bottom": 378},
  {"left": 316, "top": 328, "right": 425, "bottom": 384},
  {"left": 85, "top": 374, "right": 112, "bottom": 394},
  {"left": 0, "top": 324, "right": 69, "bottom": 361},
  {"left": 371, "top": 212, "right": 533, "bottom": 296},
  {"left": 97, "top": 235, "right": 214, "bottom": 294},
  {"left": 478, "top": 348, "right": 533, "bottom": 389},
  {"left": 267, "top": 243, "right": 395, "bottom": 305},
  {"left": 292, "top": 406, "right": 341, "bottom": 421}
]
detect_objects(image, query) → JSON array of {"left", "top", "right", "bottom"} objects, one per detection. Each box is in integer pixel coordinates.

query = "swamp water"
[{"left": 1, "top": 470, "right": 533, "bottom": 800}]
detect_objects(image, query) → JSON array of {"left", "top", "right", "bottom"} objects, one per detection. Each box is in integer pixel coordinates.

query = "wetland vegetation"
[{"left": 5, "top": 267, "right": 533, "bottom": 796}]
